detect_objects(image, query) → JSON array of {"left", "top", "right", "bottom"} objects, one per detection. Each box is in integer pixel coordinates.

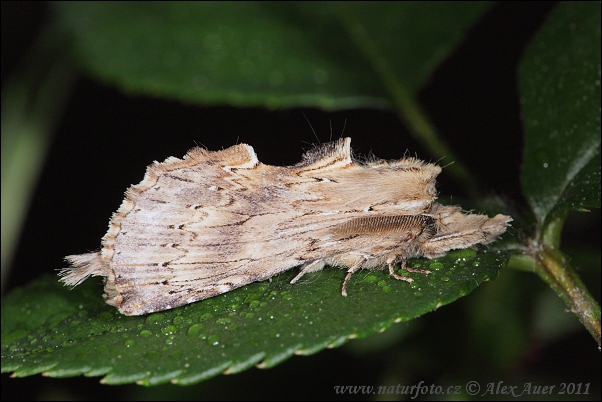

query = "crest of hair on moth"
[{"left": 60, "top": 137, "right": 512, "bottom": 315}]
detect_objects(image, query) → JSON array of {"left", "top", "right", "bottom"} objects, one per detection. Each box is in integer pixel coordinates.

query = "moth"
[{"left": 60, "top": 138, "right": 511, "bottom": 315}]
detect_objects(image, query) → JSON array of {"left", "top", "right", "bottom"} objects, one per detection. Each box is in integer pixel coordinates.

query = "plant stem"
[{"left": 533, "top": 245, "right": 601, "bottom": 347}]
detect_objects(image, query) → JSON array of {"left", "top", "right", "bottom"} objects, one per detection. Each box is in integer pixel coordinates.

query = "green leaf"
[
  {"left": 554, "top": 154, "right": 601, "bottom": 212},
  {"left": 2, "top": 250, "right": 507, "bottom": 385},
  {"left": 52, "top": 1, "right": 490, "bottom": 109},
  {"left": 519, "top": 2, "right": 601, "bottom": 226}
]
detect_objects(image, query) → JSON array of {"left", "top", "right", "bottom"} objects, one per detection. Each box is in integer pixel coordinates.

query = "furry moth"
[{"left": 60, "top": 138, "right": 511, "bottom": 315}]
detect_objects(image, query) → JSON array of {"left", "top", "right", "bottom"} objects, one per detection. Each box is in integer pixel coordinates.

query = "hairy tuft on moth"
[{"left": 59, "top": 138, "right": 512, "bottom": 315}]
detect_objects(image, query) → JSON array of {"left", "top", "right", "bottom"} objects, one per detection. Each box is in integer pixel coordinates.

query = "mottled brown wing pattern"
[{"left": 61, "top": 138, "right": 511, "bottom": 315}]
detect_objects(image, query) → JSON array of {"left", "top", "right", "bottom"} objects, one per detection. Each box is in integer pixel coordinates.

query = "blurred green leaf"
[
  {"left": 2, "top": 250, "right": 507, "bottom": 385},
  {"left": 519, "top": 1, "right": 601, "bottom": 227},
  {"left": 1, "top": 26, "right": 76, "bottom": 286},
  {"left": 52, "top": 1, "right": 490, "bottom": 109}
]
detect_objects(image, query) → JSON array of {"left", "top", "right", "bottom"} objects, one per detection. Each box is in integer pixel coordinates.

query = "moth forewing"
[
  {"left": 60, "top": 138, "right": 511, "bottom": 315},
  {"left": 419, "top": 204, "right": 512, "bottom": 259}
]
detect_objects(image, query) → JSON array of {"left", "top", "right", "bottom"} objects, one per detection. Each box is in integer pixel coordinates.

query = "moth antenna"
[
  {"left": 339, "top": 118, "right": 348, "bottom": 141},
  {"left": 192, "top": 140, "right": 207, "bottom": 150},
  {"left": 301, "top": 111, "right": 321, "bottom": 145},
  {"left": 440, "top": 160, "right": 455, "bottom": 170}
]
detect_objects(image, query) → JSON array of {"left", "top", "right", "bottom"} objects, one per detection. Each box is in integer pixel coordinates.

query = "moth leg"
[
  {"left": 342, "top": 259, "right": 365, "bottom": 297},
  {"left": 388, "top": 260, "right": 414, "bottom": 283},
  {"left": 290, "top": 260, "right": 326, "bottom": 284},
  {"left": 387, "top": 260, "right": 431, "bottom": 283},
  {"left": 403, "top": 265, "right": 431, "bottom": 275},
  {"left": 400, "top": 259, "right": 431, "bottom": 275}
]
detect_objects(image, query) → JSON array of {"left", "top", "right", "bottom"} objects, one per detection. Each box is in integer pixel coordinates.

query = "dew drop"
[
  {"left": 145, "top": 313, "right": 166, "bottom": 325},
  {"left": 364, "top": 274, "right": 378, "bottom": 283},
  {"left": 199, "top": 312, "right": 213, "bottom": 321},
  {"left": 187, "top": 324, "right": 204, "bottom": 336},
  {"left": 450, "top": 248, "right": 477, "bottom": 259},
  {"left": 429, "top": 262, "right": 444, "bottom": 270},
  {"left": 215, "top": 318, "right": 231, "bottom": 325},
  {"left": 110, "top": 324, "right": 126, "bottom": 333}
]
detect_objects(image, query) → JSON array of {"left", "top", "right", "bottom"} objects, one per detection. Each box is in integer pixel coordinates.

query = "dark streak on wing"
[
  {"left": 164, "top": 174, "right": 196, "bottom": 183},
  {"left": 145, "top": 198, "right": 168, "bottom": 204}
]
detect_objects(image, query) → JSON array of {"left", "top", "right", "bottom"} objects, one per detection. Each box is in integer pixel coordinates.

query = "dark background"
[{"left": 2, "top": 2, "right": 600, "bottom": 400}]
